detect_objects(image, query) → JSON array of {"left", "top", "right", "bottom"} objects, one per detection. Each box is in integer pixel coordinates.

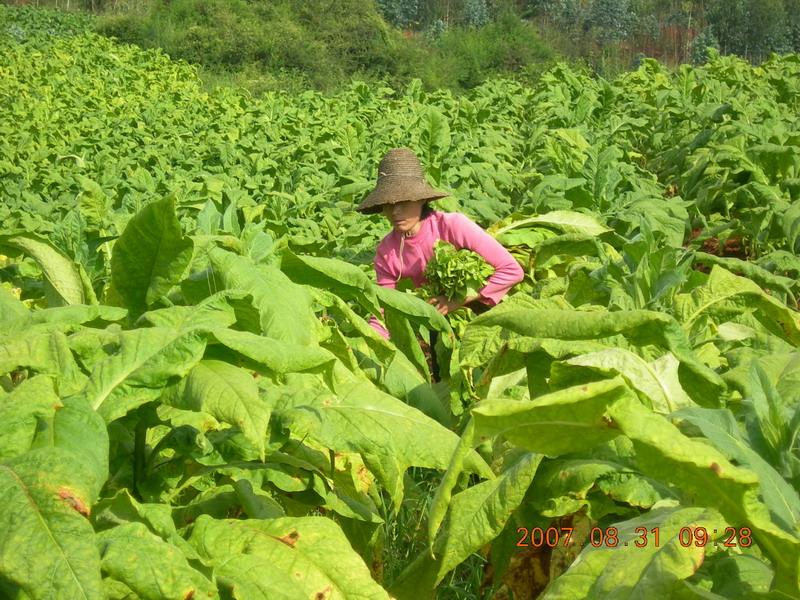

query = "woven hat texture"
[{"left": 356, "top": 148, "right": 448, "bottom": 214}]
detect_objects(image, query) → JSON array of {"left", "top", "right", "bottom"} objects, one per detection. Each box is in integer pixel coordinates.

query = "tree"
[
  {"left": 690, "top": 27, "right": 719, "bottom": 64},
  {"left": 786, "top": 0, "right": 800, "bottom": 51},
  {"left": 707, "top": 0, "right": 789, "bottom": 61},
  {"left": 464, "top": 0, "right": 490, "bottom": 26},
  {"left": 587, "top": 0, "right": 637, "bottom": 44},
  {"left": 376, "top": 0, "right": 421, "bottom": 28}
]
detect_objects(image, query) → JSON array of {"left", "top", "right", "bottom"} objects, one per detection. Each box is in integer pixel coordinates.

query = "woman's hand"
[{"left": 428, "top": 295, "right": 463, "bottom": 315}]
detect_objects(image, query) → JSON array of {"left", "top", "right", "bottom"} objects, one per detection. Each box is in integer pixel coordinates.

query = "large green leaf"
[
  {"left": 674, "top": 266, "right": 800, "bottom": 346},
  {"left": 313, "top": 289, "right": 448, "bottom": 421},
  {"left": 489, "top": 210, "right": 611, "bottom": 238},
  {"left": 693, "top": 252, "right": 795, "bottom": 301},
  {"left": 461, "top": 308, "right": 725, "bottom": 405},
  {"left": 93, "top": 490, "right": 185, "bottom": 545},
  {"left": 187, "top": 515, "right": 390, "bottom": 599},
  {"left": 31, "top": 395, "right": 109, "bottom": 502},
  {"left": 530, "top": 457, "right": 668, "bottom": 517},
  {"left": 109, "top": 196, "right": 193, "bottom": 317},
  {"left": 281, "top": 250, "right": 382, "bottom": 315},
  {"left": 97, "top": 523, "right": 216, "bottom": 600},
  {"left": 541, "top": 506, "right": 727, "bottom": 599},
  {"left": 610, "top": 397, "right": 800, "bottom": 595},
  {"left": 554, "top": 348, "right": 695, "bottom": 412},
  {"left": 0, "top": 305, "right": 127, "bottom": 338},
  {"left": 273, "top": 375, "right": 491, "bottom": 504},
  {"left": 0, "top": 330, "right": 87, "bottom": 395},
  {"left": 675, "top": 407, "right": 800, "bottom": 535},
  {"left": 78, "top": 327, "right": 207, "bottom": 423},
  {"left": 382, "top": 303, "right": 431, "bottom": 381},
  {"left": 0, "top": 376, "right": 107, "bottom": 495},
  {"left": 162, "top": 359, "right": 270, "bottom": 460},
  {"left": 375, "top": 285, "right": 452, "bottom": 336},
  {"left": 429, "top": 378, "right": 632, "bottom": 542},
  {"left": 137, "top": 291, "right": 240, "bottom": 331},
  {"left": 211, "top": 329, "right": 338, "bottom": 376},
  {"left": 0, "top": 448, "right": 102, "bottom": 599},
  {"left": 207, "top": 247, "right": 319, "bottom": 345},
  {"left": 468, "top": 379, "right": 630, "bottom": 456},
  {"left": 0, "top": 234, "right": 89, "bottom": 306},
  {"left": 0, "top": 376, "right": 62, "bottom": 462},
  {"left": 418, "top": 107, "right": 451, "bottom": 172},
  {"left": 532, "top": 232, "right": 603, "bottom": 267},
  {"left": 723, "top": 351, "right": 800, "bottom": 409},
  {"left": 0, "top": 286, "right": 28, "bottom": 330}
]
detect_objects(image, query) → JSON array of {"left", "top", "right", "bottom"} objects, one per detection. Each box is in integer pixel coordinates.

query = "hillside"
[{"left": 93, "top": 0, "right": 554, "bottom": 93}]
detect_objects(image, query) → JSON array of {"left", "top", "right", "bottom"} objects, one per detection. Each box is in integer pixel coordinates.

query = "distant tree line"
[
  {"left": 376, "top": 0, "right": 800, "bottom": 64},
  {"left": 526, "top": 0, "right": 800, "bottom": 63}
]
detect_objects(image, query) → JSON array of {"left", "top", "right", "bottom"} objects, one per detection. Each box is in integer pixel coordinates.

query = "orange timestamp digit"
[{"left": 515, "top": 526, "right": 575, "bottom": 548}]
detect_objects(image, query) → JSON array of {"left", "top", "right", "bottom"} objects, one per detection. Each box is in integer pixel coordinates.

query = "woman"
[{"left": 358, "top": 147, "right": 524, "bottom": 339}]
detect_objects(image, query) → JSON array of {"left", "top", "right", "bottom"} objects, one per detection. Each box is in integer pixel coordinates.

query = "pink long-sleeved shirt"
[{"left": 369, "top": 211, "right": 524, "bottom": 338}]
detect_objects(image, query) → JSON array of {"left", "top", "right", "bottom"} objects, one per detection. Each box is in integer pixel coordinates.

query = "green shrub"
[
  {"left": 95, "top": 0, "right": 398, "bottom": 91},
  {"left": 426, "top": 10, "right": 554, "bottom": 89}
]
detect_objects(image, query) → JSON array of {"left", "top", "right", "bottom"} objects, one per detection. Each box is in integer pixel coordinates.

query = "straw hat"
[{"left": 356, "top": 148, "right": 449, "bottom": 214}]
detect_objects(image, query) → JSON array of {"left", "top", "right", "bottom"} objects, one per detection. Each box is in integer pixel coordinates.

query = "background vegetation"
[
  {"left": 3, "top": 0, "right": 799, "bottom": 94},
  {"left": 1, "top": 0, "right": 552, "bottom": 94}
]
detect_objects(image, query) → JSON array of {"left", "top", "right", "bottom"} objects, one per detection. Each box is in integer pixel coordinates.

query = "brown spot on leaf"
[
  {"left": 315, "top": 587, "right": 332, "bottom": 600},
  {"left": 710, "top": 462, "right": 722, "bottom": 475},
  {"left": 601, "top": 415, "right": 617, "bottom": 429},
  {"left": 371, "top": 559, "right": 383, "bottom": 582},
  {"left": 356, "top": 464, "right": 371, "bottom": 492},
  {"left": 275, "top": 530, "right": 299, "bottom": 548},
  {"left": 581, "top": 386, "right": 588, "bottom": 392},
  {"left": 58, "top": 488, "right": 89, "bottom": 517},
  {"left": 183, "top": 590, "right": 195, "bottom": 600},
  {"left": 52, "top": 403, "right": 62, "bottom": 411}
]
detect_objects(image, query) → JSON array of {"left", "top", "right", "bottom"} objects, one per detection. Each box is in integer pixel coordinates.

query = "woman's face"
[{"left": 382, "top": 200, "right": 425, "bottom": 235}]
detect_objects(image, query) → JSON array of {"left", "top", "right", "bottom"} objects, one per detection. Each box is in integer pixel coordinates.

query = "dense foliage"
[
  {"left": 2, "top": 6, "right": 800, "bottom": 599},
  {"left": 90, "top": 0, "right": 552, "bottom": 93},
  {"left": 527, "top": 0, "right": 800, "bottom": 65}
]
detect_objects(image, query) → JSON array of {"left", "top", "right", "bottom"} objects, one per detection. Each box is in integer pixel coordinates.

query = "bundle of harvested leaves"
[{"left": 421, "top": 240, "right": 494, "bottom": 302}]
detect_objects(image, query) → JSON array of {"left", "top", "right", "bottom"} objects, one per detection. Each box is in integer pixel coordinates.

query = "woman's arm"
[
  {"left": 368, "top": 251, "right": 395, "bottom": 339},
  {"left": 442, "top": 213, "right": 524, "bottom": 305}
]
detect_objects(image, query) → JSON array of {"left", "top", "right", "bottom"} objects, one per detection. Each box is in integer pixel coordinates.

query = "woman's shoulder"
[
  {"left": 431, "top": 210, "right": 476, "bottom": 233},
  {"left": 429, "top": 210, "right": 466, "bottom": 225}
]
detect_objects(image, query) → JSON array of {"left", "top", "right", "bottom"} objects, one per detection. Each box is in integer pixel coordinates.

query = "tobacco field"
[{"left": 2, "top": 6, "right": 800, "bottom": 599}]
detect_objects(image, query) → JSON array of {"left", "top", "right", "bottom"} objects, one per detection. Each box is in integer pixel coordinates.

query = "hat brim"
[{"left": 357, "top": 178, "right": 449, "bottom": 214}]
